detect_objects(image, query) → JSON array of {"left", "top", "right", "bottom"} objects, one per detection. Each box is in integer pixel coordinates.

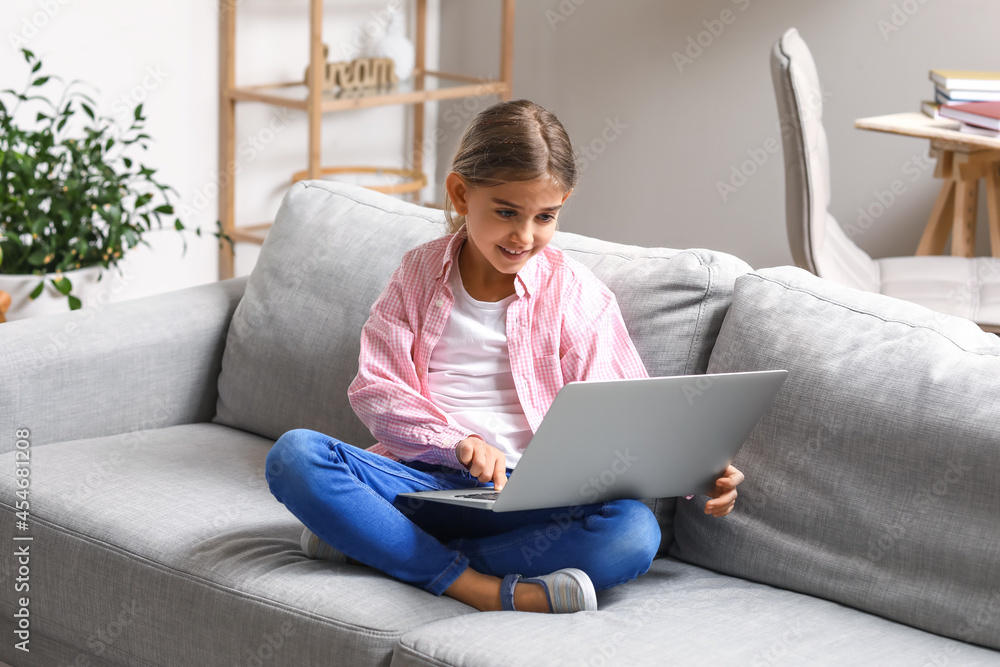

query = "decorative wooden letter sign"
[{"left": 306, "top": 44, "right": 399, "bottom": 91}]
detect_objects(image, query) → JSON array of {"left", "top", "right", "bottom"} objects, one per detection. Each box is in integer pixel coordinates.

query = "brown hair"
[{"left": 444, "top": 100, "right": 577, "bottom": 234}]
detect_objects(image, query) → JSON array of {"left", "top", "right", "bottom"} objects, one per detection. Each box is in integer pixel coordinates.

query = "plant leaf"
[
  {"left": 31, "top": 76, "right": 50, "bottom": 87},
  {"left": 82, "top": 103, "right": 94, "bottom": 120},
  {"left": 76, "top": 92, "right": 98, "bottom": 107},
  {"left": 68, "top": 295, "right": 82, "bottom": 310},
  {"left": 27, "top": 248, "right": 49, "bottom": 266},
  {"left": 52, "top": 276, "right": 73, "bottom": 295},
  {"left": 29, "top": 281, "right": 44, "bottom": 300},
  {"left": 154, "top": 204, "right": 174, "bottom": 214},
  {"left": 134, "top": 103, "right": 144, "bottom": 121}
]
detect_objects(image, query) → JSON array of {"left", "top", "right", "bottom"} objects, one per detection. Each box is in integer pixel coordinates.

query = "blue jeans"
[{"left": 265, "top": 429, "right": 660, "bottom": 596}]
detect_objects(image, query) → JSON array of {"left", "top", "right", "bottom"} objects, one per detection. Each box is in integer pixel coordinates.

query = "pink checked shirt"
[{"left": 348, "top": 229, "right": 648, "bottom": 470}]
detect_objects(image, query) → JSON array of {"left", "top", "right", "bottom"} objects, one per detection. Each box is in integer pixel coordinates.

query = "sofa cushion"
[
  {"left": 0, "top": 424, "right": 472, "bottom": 666},
  {"left": 213, "top": 180, "right": 752, "bottom": 553},
  {"left": 548, "top": 233, "right": 752, "bottom": 381},
  {"left": 670, "top": 266, "right": 1000, "bottom": 651},
  {"left": 392, "top": 557, "right": 1000, "bottom": 666},
  {"left": 214, "top": 182, "right": 446, "bottom": 451}
]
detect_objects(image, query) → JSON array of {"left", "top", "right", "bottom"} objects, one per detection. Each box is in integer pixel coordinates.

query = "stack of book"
[{"left": 922, "top": 70, "right": 1000, "bottom": 137}]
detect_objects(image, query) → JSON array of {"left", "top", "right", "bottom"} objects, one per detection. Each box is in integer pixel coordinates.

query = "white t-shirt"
[{"left": 427, "top": 263, "right": 533, "bottom": 467}]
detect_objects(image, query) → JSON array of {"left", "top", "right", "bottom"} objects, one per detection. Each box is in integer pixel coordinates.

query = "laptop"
[{"left": 396, "top": 369, "right": 788, "bottom": 512}]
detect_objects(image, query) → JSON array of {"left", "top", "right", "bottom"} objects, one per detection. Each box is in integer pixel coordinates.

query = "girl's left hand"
[{"left": 704, "top": 464, "right": 745, "bottom": 517}]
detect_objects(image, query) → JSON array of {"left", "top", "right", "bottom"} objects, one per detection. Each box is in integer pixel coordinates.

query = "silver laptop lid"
[{"left": 491, "top": 370, "right": 787, "bottom": 512}]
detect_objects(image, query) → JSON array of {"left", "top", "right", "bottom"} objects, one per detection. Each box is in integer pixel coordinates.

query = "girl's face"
[{"left": 446, "top": 173, "right": 571, "bottom": 290}]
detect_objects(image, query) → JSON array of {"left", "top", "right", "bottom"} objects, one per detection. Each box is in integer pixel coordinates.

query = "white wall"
[
  {"left": 436, "top": 0, "right": 1000, "bottom": 269},
  {"left": 4, "top": 0, "right": 997, "bottom": 300},
  {"left": 2, "top": 0, "right": 439, "bottom": 302}
]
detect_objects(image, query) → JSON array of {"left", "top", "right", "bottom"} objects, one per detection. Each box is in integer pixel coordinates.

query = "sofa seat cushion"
[
  {"left": 671, "top": 266, "right": 1000, "bottom": 651},
  {"left": 392, "top": 557, "right": 999, "bottom": 666},
  {"left": 0, "top": 424, "right": 472, "bottom": 666},
  {"left": 877, "top": 255, "right": 1000, "bottom": 326}
]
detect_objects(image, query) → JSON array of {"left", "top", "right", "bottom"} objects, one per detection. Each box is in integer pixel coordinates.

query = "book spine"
[
  {"left": 958, "top": 123, "right": 1000, "bottom": 137},
  {"left": 934, "top": 86, "right": 1000, "bottom": 103},
  {"left": 939, "top": 106, "right": 1000, "bottom": 131},
  {"left": 929, "top": 71, "right": 1000, "bottom": 93}
]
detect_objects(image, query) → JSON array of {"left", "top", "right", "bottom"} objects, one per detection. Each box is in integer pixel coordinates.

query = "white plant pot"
[{"left": 0, "top": 265, "right": 105, "bottom": 321}]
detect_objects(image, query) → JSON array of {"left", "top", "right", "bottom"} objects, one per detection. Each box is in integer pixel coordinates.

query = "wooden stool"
[
  {"left": 917, "top": 142, "right": 1000, "bottom": 257},
  {"left": 0, "top": 290, "right": 11, "bottom": 324}
]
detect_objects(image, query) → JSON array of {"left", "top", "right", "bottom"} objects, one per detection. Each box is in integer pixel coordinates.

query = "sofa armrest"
[{"left": 0, "top": 276, "right": 247, "bottom": 454}]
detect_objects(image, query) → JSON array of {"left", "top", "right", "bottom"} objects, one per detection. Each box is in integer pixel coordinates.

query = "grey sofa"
[{"left": 2, "top": 180, "right": 998, "bottom": 666}]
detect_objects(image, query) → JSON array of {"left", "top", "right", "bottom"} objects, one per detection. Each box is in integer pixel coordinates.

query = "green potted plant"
[{"left": 0, "top": 48, "right": 226, "bottom": 318}]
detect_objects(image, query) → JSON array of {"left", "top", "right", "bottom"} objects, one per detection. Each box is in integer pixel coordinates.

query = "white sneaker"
[
  {"left": 299, "top": 526, "right": 349, "bottom": 564},
  {"left": 500, "top": 568, "right": 598, "bottom": 613}
]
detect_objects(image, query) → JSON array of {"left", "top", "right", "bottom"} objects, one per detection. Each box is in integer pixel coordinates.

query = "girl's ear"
[
  {"left": 561, "top": 189, "right": 573, "bottom": 204},
  {"left": 445, "top": 172, "right": 469, "bottom": 212}
]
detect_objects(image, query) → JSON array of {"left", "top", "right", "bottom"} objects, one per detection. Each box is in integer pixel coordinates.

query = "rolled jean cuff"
[{"left": 426, "top": 553, "right": 471, "bottom": 596}]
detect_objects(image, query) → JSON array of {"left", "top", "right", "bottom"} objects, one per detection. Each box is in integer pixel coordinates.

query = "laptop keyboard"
[{"left": 454, "top": 492, "right": 501, "bottom": 500}]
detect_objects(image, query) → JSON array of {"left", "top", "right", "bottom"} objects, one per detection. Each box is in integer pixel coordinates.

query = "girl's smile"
[{"left": 499, "top": 245, "right": 530, "bottom": 259}]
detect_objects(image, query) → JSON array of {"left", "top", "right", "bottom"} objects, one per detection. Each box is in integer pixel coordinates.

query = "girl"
[{"left": 265, "top": 100, "right": 743, "bottom": 614}]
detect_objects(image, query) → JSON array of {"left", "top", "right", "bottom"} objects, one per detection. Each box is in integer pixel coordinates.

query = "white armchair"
[{"left": 770, "top": 27, "right": 1000, "bottom": 333}]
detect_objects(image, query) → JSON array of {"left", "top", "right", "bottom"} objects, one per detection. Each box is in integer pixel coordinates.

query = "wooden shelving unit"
[{"left": 218, "top": 0, "right": 516, "bottom": 279}]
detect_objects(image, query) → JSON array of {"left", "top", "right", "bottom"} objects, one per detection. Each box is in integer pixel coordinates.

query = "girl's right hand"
[{"left": 456, "top": 436, "right": 507, "bottom": 491}]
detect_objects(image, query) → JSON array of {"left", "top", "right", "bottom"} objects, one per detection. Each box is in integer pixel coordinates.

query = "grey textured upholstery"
[
  {"left": 0, "top": 276, "right": 247, "bottom": 454},
  {"left": 393, "top": 558, "right": 1000, "bottom": 667},
  {"left": 0, "top": 424, "right": 473, "bottom": 666},
  {"left": 671, "top": 265, "right": 1000, "bottom": 651}
]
